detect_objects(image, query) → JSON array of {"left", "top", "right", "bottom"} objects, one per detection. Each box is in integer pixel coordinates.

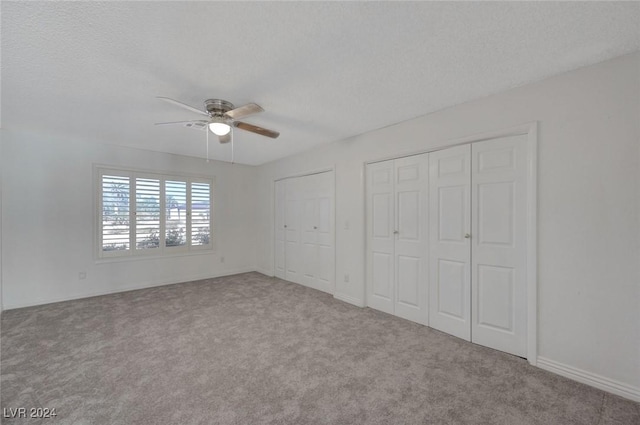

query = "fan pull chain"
[
  {"left": 231, "top": 128, "right": 235, "bottom": 165},
  {"left": 206, "top": 126, "right": 210, "bottom": 163}
]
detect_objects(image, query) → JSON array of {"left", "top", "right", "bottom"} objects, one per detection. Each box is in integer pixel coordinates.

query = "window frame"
[{"left": 95, "top": 165, "right": 214, "bottom": 261}]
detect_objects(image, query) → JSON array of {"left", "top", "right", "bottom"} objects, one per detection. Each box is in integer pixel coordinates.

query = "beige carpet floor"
[{"left": 1, "top": 272, "right": 638, "bottom": 424}]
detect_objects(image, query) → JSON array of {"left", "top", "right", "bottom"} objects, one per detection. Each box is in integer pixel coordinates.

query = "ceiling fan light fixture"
[
  {"left": 209, "top": 122, "right": 231, "bottom": 136},
  {"left": 157, "top": 96, "right": 278, "bottom": 140}
]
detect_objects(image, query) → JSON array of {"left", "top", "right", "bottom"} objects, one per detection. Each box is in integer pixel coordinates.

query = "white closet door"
[
  {"left": 301, "top": 192, "right": 319, "bottom": 289},
  {"left": 394, "top": 154, "right": 428, "bottom": 324},
  {"left": 285, "top": 178, "right": 302, "bottom": 284},
  {"left": 366, "top": 160, "right": 395, "bottom": 314},
  {"left": 274, "top": 179, "right": 286, "bottom": 279},
  {"left": 428, "top": 145, "right": 472, "bottom": 341},
  {"left": 314, "top": 171, "right": 334, "bottom": 294},
  {"left": 300, "top": 174, "right": 318, "bottom": 289},
  {"left": 471, "top": 135, "right": 528, "bottom": 357},
  {"left": 277, "top": 171, "right": 335, "bottom": 294}
]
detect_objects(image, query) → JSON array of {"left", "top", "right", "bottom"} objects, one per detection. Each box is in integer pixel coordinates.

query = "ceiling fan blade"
[
  {"left": 154, "top": 120, "right": 206, "bottom": 125},
  {"left": 225, "top": 103, "right": 264, "bottom": 120},
  {"left": 234, "top": 121, "right": 280, "bottom": 139},
  {"left": 219, "top": 133, "right": 231, "bottom": 144},
  {"left": 157, "top": 96, "right": 209, "bottom": 117}
]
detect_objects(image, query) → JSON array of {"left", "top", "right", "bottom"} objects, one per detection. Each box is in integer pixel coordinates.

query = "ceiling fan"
[{"left": 155, "top": 97, "right": 280, "bottom": 144}]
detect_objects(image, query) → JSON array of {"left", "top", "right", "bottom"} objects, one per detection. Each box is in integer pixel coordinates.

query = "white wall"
[
  {"left": 254, "top": 53, "right": 640, "bottom": 397},
  {"left": 1, "top": 129, "right": 258, "bottom": 309},
  {"left": 1, "top": 53, "right": 638, "bottom": 401},
  {"left": 0, "top": 131, "right": 4, "bottom": 313}
]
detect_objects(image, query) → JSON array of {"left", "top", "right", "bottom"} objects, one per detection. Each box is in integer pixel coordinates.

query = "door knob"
[
  {"left": 393, "top": 230, "right": 399, "bottom": 235},
  {"left": 284, "top": 225, "right": 288, "bottom": 228},
  {"left": 314, "top": 226, "right": 318, "bottom": 229},
  {"left": 464, "top": 233, "right": 471, "bottom": 239}
]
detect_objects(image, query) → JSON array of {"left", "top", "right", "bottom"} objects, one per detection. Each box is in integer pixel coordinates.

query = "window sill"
[{"left": 94, "top": 248, "right": 215, "bottom": 264}]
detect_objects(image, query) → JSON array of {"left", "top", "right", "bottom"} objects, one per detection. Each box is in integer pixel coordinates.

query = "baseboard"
[
  {"left": 254, "top": 266, "right": 273, "bottom": 277},
  {"left": 3, "top": 267, "right": 256, "bottom": 311},
  {"left": 333, "top": 292, "right": 366, "bottom": 308},
  {"left": 294, "top": 280, "right": 334, "bottom": 296},
  {"left": 537, "top": 356, "right": 640, "bottom": 402}
]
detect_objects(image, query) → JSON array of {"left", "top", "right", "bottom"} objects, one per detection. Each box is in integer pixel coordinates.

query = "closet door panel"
[
  {"left": 394, "top": 154, "right": 428, "bottom": 324},
  {"left": 274, "top": 180, "right": 286, "bottom": 279},
  {"left": 372, "top": 194, "right": 392, "bottom": 238},
  {"left": 471, "top": 135, "right": 527, "bottom": 357},
  {"left": 428, "top": 145, "right": 471, "bottom": 341},
  {"left": 436, "top": 259, "right": 466, "bottom": 319},
  {"left": 317, "top": 196, "right": 332, "bottom": 246},
  {"left": 284, "top": 178, "right": 302, "bottom": 284},
  {"left": 367, "top": 160, "right": 395, "bottom": 314},
  {"left": 315, "top": 172, "right": 334, "bottom": 292},
  {"left": 301, "top": 195, "right": 318, "bottom": 288},
  {"left": 372, "top": 252, "right": 393, "bottom": 301},
  {"left": 397, "top": 255, "right": 420, "bottom": 306},
  {"left": 398, "top": 191, "right": 419, "bottom": 240}
]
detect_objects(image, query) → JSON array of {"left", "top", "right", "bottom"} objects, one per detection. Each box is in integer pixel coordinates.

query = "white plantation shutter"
[
  {"left": 191, "top": 181, "right": 211, "bottom": 247},
  {"left": 165, "top": 180, "right": 187, "bottom": 248},
  {"left": 101, "top": 174, "right": 131, "bottom": 252},
  {"left": 98, "top": 168, "right": 213, "bottom": 258},
  {"left": 135, "top": 177, "right": 161, "bottom": 250}
]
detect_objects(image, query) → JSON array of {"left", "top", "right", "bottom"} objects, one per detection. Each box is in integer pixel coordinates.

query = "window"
[{"left": 98, "top": 167, "right": 212, "bottom": 258}]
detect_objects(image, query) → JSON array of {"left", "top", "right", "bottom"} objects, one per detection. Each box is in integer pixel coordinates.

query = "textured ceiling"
[{"left": 2, "top": 2, "right": 639, "bottom": 165}]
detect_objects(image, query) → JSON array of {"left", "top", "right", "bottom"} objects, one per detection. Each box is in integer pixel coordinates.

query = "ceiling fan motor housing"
[{"left": 204, "top": 99, "right": 234, "bottom": 118}]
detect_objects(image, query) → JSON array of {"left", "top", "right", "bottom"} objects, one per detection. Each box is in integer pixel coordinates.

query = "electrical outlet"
[
  {"left": 344, "top": 273, "right": 350, "bottom": 283},
  {"left": 78, "top": 272, "right": 87, "bottom": 280}
]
